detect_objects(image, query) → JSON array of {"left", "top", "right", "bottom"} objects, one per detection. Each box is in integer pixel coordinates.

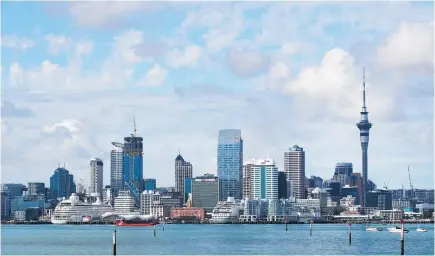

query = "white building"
[
  {"left": 151, "top": 204, "right": 164, "bottom": 219},
  {"left": 110, "top": 148, "right": 124, "bottom": 193},
  {"left": 14, "top": 210, "right": 26, "bottom": 221},
  {"left": 140, "top": 190, "right": 161, "bottom": 216},
  {"left": 251, "top": 158, "right": 278, "bottom": 200},
  {"left": 114, "top": 190, "right": 135, "bottom": 213},
  {"left": 284, "top": 145, "right": 305, "bottom": 199},
  {"left": 90, "top": 158, "right": 103, "bottom": 199}
]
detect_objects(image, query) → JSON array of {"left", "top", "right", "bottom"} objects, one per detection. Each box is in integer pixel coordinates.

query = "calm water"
[{"left": 1, "top": 224, "right": 434, "bottom": 255}]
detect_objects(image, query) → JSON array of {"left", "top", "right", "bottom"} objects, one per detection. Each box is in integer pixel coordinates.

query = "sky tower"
[{"left": 356, "top": 68, "right": 372, "bottom": 207}]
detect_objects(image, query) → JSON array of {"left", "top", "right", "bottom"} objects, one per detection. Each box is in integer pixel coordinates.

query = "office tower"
[
  {"left": 90, "top": 158, "right": 103, "bottom": 199},
  {"left": 0, "top": 185, "right": 11, "bottom": 219},
  {"left": 110, "top": 147, "right": 124, "bottom": 194},
  {"left": 323, "top": 180, "right": 341, "bottom": 204},
  {"left": 348, "top": 173, "right": 364, "bottom": 205},
  {"left": 123, "top": 120, "right": 144, "bottom": 206},
  {"left": 144, "top": 178, "right": 156, "bottom": 191},
  {"left": 49, "top": 165, "right": 76, "bottom": 200},
  {"left": 366, "top": 189, "right": 392, "bottom": 210},
  {"left": 191, "top": 174, "right": 219, "bottom": 213},
  {"left": 243, "top": 160, "right": 255, "bottom": 199},
  {"left": 251, "top": 158, "right": 278, "bottom": 200},
  {"left": 284, "top": 145, "right": 306, "bottom": 199},
  {"left": 278, "top": 172, "right": 288, "bottom": 199},
  {"left": 217, "top": 129, "right": 243, "bottom": 200},
  {"left": 356, "top": 69, "right": 373, "bottom": 207},
  {"left": 1, "top": 183, "right": 26, "bottom": 197},
  {"left": 140, "top": 190, "right": 156, "bottom": 215},
  {"left": 333, "top": 163, "right": 353, "bottom": 186},
  {"left": 27, "top": 182, "right": 45, "bottom": 196},
  {"left": 308, "top": 176, "right": 323, "bottom": 188},
  {"left": 175, "top": 152, "right": 193, "bottom": 203},
  {"left": 184, "top": 178, "right": 192, "bottom": 204}
]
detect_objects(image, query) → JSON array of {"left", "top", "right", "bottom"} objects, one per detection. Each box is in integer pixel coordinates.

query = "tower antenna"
[
  {"left": 132, "top": 116, "right": 137, "bottom": 137},
  {"left": 178, "top": 148, "right": 180, "bottom": 155},
  {"left": 362, "top": 67, "right": 367, "bottom": 112}
]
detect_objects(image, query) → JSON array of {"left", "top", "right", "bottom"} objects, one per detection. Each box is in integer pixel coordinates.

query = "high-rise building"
[
  {"left": 251, "top": 158, "right": 278, "bottom": 200},
  {"left": 175, "top": 152, "right": 192, "bottom": 203},
  {"left": 308, "top": 176, "right": 323, "bottom": 188},
  {"left": 243, "top": 160, "right": 255, "bottom": 199},
  {"left": 27, "top": 182, "right": 45, "bottom": 196},
  {"left": 49, "top": 166, "right": 76, "bottom": 200},
  {"left": 333, "top": 163, "right": 353, "bottom": 186},
  {"left": 191, "top": 174, "right": 219, "bottom": 213},
  {"left": 110, "top": 147, "right": 124, "bottom": 194},
  {"left": 90, "top": 158, "right": 103, "bottom": 199},
  {"left": 284, "top": 145, "right": 305, "bottom": 199},
  {"left": 278, "top": 172, "right": 288, "bottom": 199},
  {"left": 217, "top": 129, "right": 243, "bottom": 200},
  {"left": 356, "top": 69, "right": 372, "bottom": 207},
  {"left": 144, "top": 178, "right": 156, "bottom": 191},
  {"left": 348, "top": 173, "right": 364, "bottom": 206},
  {"left": 1, "top": 183, "right": 25, "bottom": 197},
  {"left": 184, "top": 178, "right": 192, "bottom": 204}
]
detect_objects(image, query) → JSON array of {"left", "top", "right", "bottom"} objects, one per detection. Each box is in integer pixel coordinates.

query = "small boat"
[
  {"left": 115, "top": 216, "right": 158, "bottom": 227},
  {"left": 416, "top": 225, "right": 427, "bottom": 232},
  {"left": 388, "top": 226, "right": 409, "bottom": 233},
  {"left": 366, "top": 227, "right": 383, "bottom": 232}
]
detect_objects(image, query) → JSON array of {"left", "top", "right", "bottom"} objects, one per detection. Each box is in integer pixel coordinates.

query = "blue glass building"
[
  {"left": 217, "top": 129, "right": 243, "bottom": 200},
  {"left": 144, "top": 178, "right": 156, "bottom": 191},
  {"left": 123, "top": 134, "right": 144, "bottom": 206},
  {"left": 184, "top": 178, "right": 192, "bottom": 204},
  {"left": 49, "top": 167, "right": 76, "bottom": 200}
]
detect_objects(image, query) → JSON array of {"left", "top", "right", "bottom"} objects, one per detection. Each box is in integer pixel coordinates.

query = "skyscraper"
[
  {"left": 333, "top": 163, "right": 353, "bottom": 186},
  {"left": 90, "top": 158, "right": 103, "bottom": 199},
  {"left": 27, "top": 182, "right": 45, "bottom": 196},
  {"left": 50, "top": 165, "right": 76, "bottom": 200},
  {"left": 243, "top": 160, "right": 255, "bottom": 199},
  {"left": 217, "top": 129, "right": 243, "bottom": 200},
  {"left": 110, "top": 147, "right": 124, "bottom": 194},
  {"left": 251, "top": 158, "right": 278, "bottom": 200},
  {"left": 348, "top": 172, "right": 364, "bottom": 205},
  {"left": 175, "top": 152, "right": 193, "bottom": 203},
  {"left": 356, "top": 69, "right": 372, "bottom": 207},
  {"left": 284, "top": 145, "right": 305, "bottom": 199}
]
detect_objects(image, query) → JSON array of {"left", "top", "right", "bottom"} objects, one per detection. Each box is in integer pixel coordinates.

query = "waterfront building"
[
  {"left": 140, "top": 190, "right": 158, "bottom": 215},
  {"left": 251, "top": 158, "right": 278, "bottom": 200},
  {"left": 392, "top": 199, "right": 415, "bottom": 210},
  {"left": 123, "top": 122, "right": 144, "bottom": 205},
  {"left": 348, "top": 173, "right": 364, "bottom": 206},
  {"left": 170, "top": 207, "right": 205, "bottom": 220},
  {"left": 49, "top": 166, "right": 76, "bottom": 200},
  {"left": 1, "top": 189, "right": 11, "bottom": 219},
  {"left": 268, "top": 200, "right": 286, "bottom": 221},
  {"left": 184, "top": 178, "right": 192, "bottom": 204},
  {"left": 414, "top": 189, "right": 435, "bottom": 204},
  {"left": 151, "top": 204, "right": 164, "bottom": 218},
  {"left": 243, "top": 160, "right": 255, "bottom": 199},
  {"left": 278, "top": 172, "right": 288, "bottom": 199},
  {"left": 333, "top": 163, "right": 353, "bottom": 186},
  {"left": 191, "top": 174, "right": 219, "bottom": 213},
  {"left": 144, "top": 178, "right": 156, "bottom": 191},
  {"left": 160, "top": 192, "right": 182, "bottom": 217},
  {"left": 217, "top": 129, "right": 243, "bottom": 200},
  {"left": 90, "top": 158, "right": 103, "bottom": 199},
  {"left": 366, "top": 189, "right": 392, "bottom": 210},
  {"left": 114, "top": 190, "right": 135, "bottom": 213},
  {"left": 356, "top": 69, "right": 373, "bottom": 207},
  {"left": 28, "top": 182, "right": 45, "bottom": 196},
  {"left": 284, "top": 145, "right": 305, "bottom": 199},
  {"left": 239, "top": 199, "right": 269, "bottom": 222},
  {"left": 175, "top": 152, "right": 193, "bottom": 203},
  {"left": 110, "top": 147, "right": 124, "bottom": 194},
  {"left": 14, "top": 211, "right": 26, "bottom": 221},
  {"left": 210, "top": 197, "right": 244, "bottom": 223}
]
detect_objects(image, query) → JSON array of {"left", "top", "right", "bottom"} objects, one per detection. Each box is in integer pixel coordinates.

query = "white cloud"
[
  {"left": 376, "top": 21, "right": 434, "bottom": 71},
  {"left": 42, "top": 119, "right": 82, "bottom": 134},
  {"left": 45, "top": 34, "right": 72, "bottom": 55},
  {"left": 226, "top": 48, "right": 269, "bottom": 77},
  {"left": 113, "top": 29, "right": 144, "bottom": 63},
  {"left": 166, "top": 45, "right": 203, "bottom": 68},
  {"left": 137, "top": 64, "right": 168, "bottom": 87},
  {"left": 8, "top": 62, "right": 24, "bottom": 87},
  {"left": 1, "top": 35, "right": 34, "bottom": 50}
]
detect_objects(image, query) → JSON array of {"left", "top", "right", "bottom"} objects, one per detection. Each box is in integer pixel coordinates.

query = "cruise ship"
[
  {"left": 211, "top": 197, "right": 244, "bottom": 224},
  {"left": 51, "top": 193, "right": 114, "bottom": 224}
]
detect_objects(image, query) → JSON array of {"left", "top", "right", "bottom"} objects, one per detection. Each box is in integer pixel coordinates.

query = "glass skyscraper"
[
  {"left": 217, "top": 129, "right": 243, "bottom": 200},
  {"left": 110, "top": 148, "right": 124, "bottom": 194},
  {"left": 123, "top": 133, "right": 144, "bottom": 206},
  {"left": 49, "top": 167, "right": 76, "bottom": 200}
]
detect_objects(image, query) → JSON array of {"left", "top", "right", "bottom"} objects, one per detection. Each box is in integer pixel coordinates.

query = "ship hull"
[{"left": 115, "top": 222, "right": 157, "bottom": 226}]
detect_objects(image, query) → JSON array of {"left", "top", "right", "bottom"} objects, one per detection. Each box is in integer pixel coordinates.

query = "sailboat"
[
  {"left": 366, "top": 221, "right": 383, "bottom": 232},
  {"left": 388, "top": 225, "right": 409, "bottom": 233},
  {"left": 416, "top": 225, "right": 427, "bottom": 232}
]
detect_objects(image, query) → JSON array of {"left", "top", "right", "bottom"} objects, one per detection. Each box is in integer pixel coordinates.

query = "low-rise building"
[
  {"left": 14, "top": 210, "right": 26, "bottom": 221},
  {"left": 170, "top": 207, "right": 205, "bottom": 220}
]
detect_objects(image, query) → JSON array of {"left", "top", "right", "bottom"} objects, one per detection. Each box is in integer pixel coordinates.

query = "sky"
[{"left": 1, "top": 1, "right": 434, "bottom": 190}]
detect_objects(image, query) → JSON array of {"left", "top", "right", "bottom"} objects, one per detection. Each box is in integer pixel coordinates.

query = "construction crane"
[
  {"left": 383, "top": 171, "right": 394, "bottom": 189},
  {"left": 408, "top": 166, "right": 414, "bottom": 199}
]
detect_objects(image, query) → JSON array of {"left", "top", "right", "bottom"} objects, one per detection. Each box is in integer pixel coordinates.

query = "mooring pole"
[
  {"left": 163, "top": 221, "right": 165, "bottom": 231},
  {"left": 310, "top": 220, "right": 312, "bottom": 236},
  {"left": 113, "top": 227, "right": 117, "bottom": 256},
  {"left": 348, "top": 223, "right": 352, "bottom": 245},
  {"left": 285, "top": 216, "right": 288, "bottom": 231},
  {"left": 400, "top": 220, "right": 404, "bottom": 255},
  {"left": 153, "top": 224, "right": 156, "bottom": 237}
]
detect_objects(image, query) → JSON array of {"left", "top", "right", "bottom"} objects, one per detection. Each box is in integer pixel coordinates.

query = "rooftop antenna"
[
  {"left": 362, "top": 67, "right": 367, "bottom": 112},
  {"left": 63, "top": 162, "right": 65, "bottom": 168},
  {"left": 178, "top": 148, "right": 181, "bottom": 155},
  {"left": 131, "top": 116, "right": 137, "bottom": 137},
  {"left": 58, "top": 162, "right": 60, "bottom": 168}
]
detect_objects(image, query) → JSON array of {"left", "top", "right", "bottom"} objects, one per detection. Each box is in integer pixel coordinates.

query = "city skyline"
[{"left": 1, "top": 1, "right": 433, "bottom": 189}]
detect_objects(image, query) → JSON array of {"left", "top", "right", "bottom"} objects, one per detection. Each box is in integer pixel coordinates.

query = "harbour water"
[{"left": 1, "top": 224, "right": 434, "bottom": 255}]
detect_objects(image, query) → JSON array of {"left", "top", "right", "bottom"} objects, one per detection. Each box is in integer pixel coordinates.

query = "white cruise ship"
[
  {"left": 51, "top": 193, "right": 114, "bottom": 224},
  {"left": 211, "top": 197, "right": 244, "bottom": 224}
]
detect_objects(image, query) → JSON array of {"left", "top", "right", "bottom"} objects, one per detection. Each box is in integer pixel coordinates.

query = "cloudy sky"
[{"left": 1, "top": 1, "right": 433, "bottom": 190}]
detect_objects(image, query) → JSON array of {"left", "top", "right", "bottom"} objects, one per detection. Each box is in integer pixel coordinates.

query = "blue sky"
[{"left": 1, "top": 1, "right": 434, "bottom": 190}]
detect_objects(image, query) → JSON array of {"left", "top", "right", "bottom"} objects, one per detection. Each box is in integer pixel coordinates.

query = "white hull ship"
[
  {"left": 51, "top": 194, "right": 114, "bottom": 224},
  {"left": 388, "top": 226, "right": 409, "bottom": 233},
  {"left": 211, "top": 197, "right": 243, "bottom": 224}
]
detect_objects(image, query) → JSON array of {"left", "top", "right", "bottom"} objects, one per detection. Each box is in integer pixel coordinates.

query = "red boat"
[{"left": 115, "top": 216, "right": 158, "bottom": 226}]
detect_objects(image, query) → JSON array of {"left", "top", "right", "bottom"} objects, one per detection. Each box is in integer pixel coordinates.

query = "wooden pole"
[
  {"left": 113, "top": 228, "right": 116, "bottom": 256},
  {"left": 310, "top": 220, "right": 312, "bottom": 236},
  {"left": 348, "top": 223, "right": 352, "bottom": 245},
  {"left": 400, "top": 220, "right": 404, "bottom": 255},
  {"left": 153, "top": 224, "right": 156, "bottom": 237},
  {"left": 285, "top": 217, "right": 288, "bottom": 231}
]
